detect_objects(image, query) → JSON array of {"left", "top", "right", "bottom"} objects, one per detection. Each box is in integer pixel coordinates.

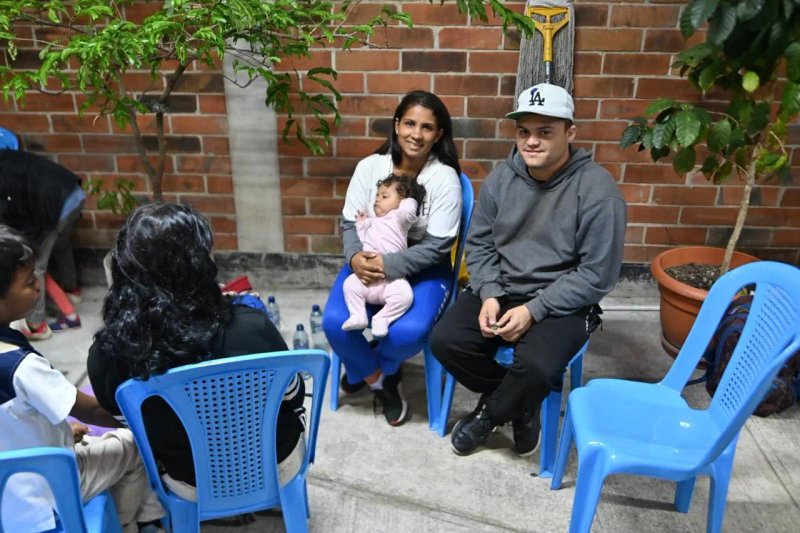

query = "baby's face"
[{"left": 374, "top": 183, "right": 403, "bottom": 217}]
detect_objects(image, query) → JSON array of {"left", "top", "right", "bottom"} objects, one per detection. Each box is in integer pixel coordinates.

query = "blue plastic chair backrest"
[
  {"left": 0, "top": 447, "right": 88, "bottom": 532},
  {"left": 115, "top": 350, "right": 330, "bottom": 521},
  {"left": 661, "top": 261, "right": 800, "bottom": 464},
  {"left": 450, "top": 172, "right": 474, "bottom": 305},
  {"left": 0, "top": 127, "right": 19, "bottom": 150}
]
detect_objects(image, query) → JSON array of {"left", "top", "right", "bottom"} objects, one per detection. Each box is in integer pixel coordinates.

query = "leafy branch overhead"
[
  {"left": 0, "top": 0, "right": 532, "bottom": 201},
  {"left": 619, "top": 0, "right": 800, "bottom": 273}
]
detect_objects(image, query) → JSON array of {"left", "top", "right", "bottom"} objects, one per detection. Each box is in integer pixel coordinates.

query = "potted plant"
[{"left": 620, "top": 0, "right": 800, "bottom": 355}]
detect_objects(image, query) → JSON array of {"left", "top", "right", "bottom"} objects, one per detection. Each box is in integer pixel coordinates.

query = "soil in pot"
[{"left": 664, "top": 263, "right": 722, "bottom": 291}]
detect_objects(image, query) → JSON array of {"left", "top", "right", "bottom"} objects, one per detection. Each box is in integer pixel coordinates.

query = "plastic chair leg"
[
  {"left": 423, "top": 344, "right": 443, "bottom": 431},
  {"left": 279, "top": 475, "right": 309, "bottom": 533},
  {"left": 539, "top": 389, "right": 563, "bottom": 478},
  {"left": 569, "top": 451, "right": 607, "bottom": 533},
  {"left": 329, "top": 352, "right": 341, "bottom": 411},
  {"left": 674, "top": 478, "right": 696, "bottom": 513},
  {"left": 550, "top": 408, "right": 574, "bottom": 490},
  {"left": 706, "top": 440, "right": 737, "bottom": 533},
  {"left": 435, "top": 373, "right": 456, "bottom": 437}
]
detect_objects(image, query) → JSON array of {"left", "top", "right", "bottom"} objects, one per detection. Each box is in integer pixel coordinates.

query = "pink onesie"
[{"left": 342, "top": 198, "right": 418, "bottom": 337}]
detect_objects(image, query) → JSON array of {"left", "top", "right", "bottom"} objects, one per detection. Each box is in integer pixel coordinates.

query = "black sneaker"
[
  {"left": 451, "top": 401, "right": 496, "bottom": 455},
  {"left": 340, "top": 373, "right": 366, "bottom": 394},
  {"left": 372, "top": 368, "right": 407, "bottom": 426},
  {"left": 512, "top": 406, "right": 541, "bottom": 457}
]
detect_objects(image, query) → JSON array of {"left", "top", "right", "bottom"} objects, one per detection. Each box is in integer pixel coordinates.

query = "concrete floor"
[{"left": 39, "top": 284, "right": 800, "bottom": 532}]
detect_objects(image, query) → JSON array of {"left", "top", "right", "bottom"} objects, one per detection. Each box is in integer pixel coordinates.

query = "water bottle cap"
[
  {"left": 267, "top": 295, "right": 276, "bottom": 302},
  {"left": 312, "top": 304, "right": 320, "bottom": 311},
  {"left": 296, "top": 323, "right": 304, "bottom": 331}
]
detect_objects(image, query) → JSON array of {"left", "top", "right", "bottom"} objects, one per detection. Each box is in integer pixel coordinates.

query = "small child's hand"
[
  {"left": 356, "top": 210, "right": 367, "bottom": 222},
  {"left": 70, "top": 422, "right": 90, "bottom": 445}
]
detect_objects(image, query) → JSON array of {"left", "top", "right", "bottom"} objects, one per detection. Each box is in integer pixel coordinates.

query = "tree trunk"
[{"left": 720, "top": 158, "right": 757, "bottom": 275}]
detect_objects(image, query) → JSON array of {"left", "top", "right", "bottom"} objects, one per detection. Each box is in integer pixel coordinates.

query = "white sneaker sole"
[
  {"left": 516, "top": 429, "right": 542, "bottom": 458},
  {"left": 388, "top": 382, "right": 408, "bottom": 426}
]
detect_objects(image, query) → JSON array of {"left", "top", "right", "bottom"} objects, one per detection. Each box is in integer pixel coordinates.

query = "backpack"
[{"left": 702, "top": 294, "right": 800, "bottom": 417}]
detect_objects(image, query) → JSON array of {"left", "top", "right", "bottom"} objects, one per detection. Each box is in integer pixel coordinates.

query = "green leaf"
[
  {"left": 700, "top": 156, "right": 718, "bottom": 175},
  {"left": 680, "top": 0, "right": 720, "bottom": 37},
  {"left": 651, "top": 146, "right": 671, "bottom": 161},
  {"left": 742, "top": 70, "right": 760, "bottom": 92},
  {"left": 780, "top": 81, "right": 800, "bottom": 119},
  {"left": 786, "top": 42, "right": 800, "bottom": 82},
  {"left": 712, "top": 160, "right": 734, "bottom": 184},
  {"left": 698, "top": 61, "right": 722, "bottom": 91},
  {"left": 645, "top": 97, "right": 677, "bottom": 116},
  {"left": 737, "top": 0, "right": 765, "bottom": 21},
  {"left": 619, "top": 123, "right": 643, "bottom": 148},
  {"left": 673, "top": 146, "right": 697, "bottom": 173},
  {"left": 652, "top": 118, "right": 676, "bottom": 149},
  {"left": 708, "top": 4, "right": 737, "bottom": 46},
  {"left": 675, "top": 110, "right": 702, "bottom": 145},
  {"left": 707, "top": 119, "right": 732, "bottom": 152}
]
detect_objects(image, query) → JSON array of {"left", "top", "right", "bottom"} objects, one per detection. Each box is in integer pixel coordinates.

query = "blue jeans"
[{"left": 322, "top": 262, "right": 452, "bottom": 383}]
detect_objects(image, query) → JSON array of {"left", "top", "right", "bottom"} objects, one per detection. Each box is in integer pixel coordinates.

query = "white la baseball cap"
[{"left": 506, "top": 83, "right": 574, "bottom": 121}]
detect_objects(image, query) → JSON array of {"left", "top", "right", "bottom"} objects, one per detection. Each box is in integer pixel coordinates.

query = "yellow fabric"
[{"left": 450, "top": 242, "right": 469, "bottom": 287}]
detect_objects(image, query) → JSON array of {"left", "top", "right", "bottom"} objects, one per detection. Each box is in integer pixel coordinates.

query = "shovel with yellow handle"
[{"left": 527, "top": 6, "right": 570, "bottom": 84}]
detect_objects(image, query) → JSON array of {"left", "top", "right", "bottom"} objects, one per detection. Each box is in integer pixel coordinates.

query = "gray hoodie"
[{"left": 466, "top": 146, "right": 627, "bottom": 322}]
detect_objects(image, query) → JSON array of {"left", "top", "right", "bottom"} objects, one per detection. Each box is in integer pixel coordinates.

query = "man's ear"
[{"left": 566, "top": 124, "right": 577, "bottom": 143}]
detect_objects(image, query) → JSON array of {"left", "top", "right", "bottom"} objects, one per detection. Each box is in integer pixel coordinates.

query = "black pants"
[{"left": 430, "top": 290, "right": 591, "bottom": 425}]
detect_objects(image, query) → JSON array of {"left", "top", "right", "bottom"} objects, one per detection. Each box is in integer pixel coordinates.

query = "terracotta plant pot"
[{"left": 650, "top": 246, "right": 760, "bottom": 358}]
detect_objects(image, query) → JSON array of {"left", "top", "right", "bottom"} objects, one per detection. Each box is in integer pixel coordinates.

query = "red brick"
[
  {"left": 308, "top": 72, "right": 364, "bottom": 94},
  {"left": 368, "top": 73, "right": 431, "bottom": 94},
  {"left": 576, "top": 29, "right": 643, "bottom": 52},
  {"left": 117, "top": 154, "right": 174, "bottom": 174},
  {"left": 51, "top": 114, "right": 109, "bottom": 133},
  {"left": 636, "top": 79, "right": 704, "bottom": 100},
  {"left": 93, "top": 212, "right": 127, "bottom": 230},
  {"left": 644, "top": 29, "right": 707, "bottom": 53},
  {"left": 18, "top": 93, "right": 75, "bottom": 112},
  {"left": 275, "top": 50, "right": 332, "bottom": 72},
  {"left": 602, "top": 163, "right": 623, "bottom": 181},
  {"left": 749, "top": 248, "right": 799, "bottom": 264},
  {"left": 746, "top": 207, "right": 800, "bottom": 227},
  {"left": 652, "top": 186, "right": 717, "bottom": 206},
  {"left": 0, "top": 97, "right": 16, "bottom": 113},
  {"left": 435, "top": 75, "right": 498, "bottom": 96},
  {"left": 624, "top": 245, "right": 671, "bottom": 263},
  {"left": 574, "top": 4, "right": 609, "bottom": 26},
  {"left": 403, "top": 51, "right": 466, "bottom": 73},
  {"left": 400, "top": 4, "right": 468, "bottom": 25},
  {"left": 479, "top": 1, "right": 526, "bottom": 26},
  {"left": 123, "top": 2, "right": 161, "bottom": 23},
  {"left": 170, "top": 116, "right": 228, "bottom": 135},
  {"left": 680, "top": 206, "right": 739, "bottom": 225},
  {"left": 57, "top": 154, "right": 115, "bottom": 172},
  {"left": 771, "top": 229, "right": 800, "bottom": 247},
  {"left": 198, "top": 95, "right": 226, "bottom": 114},
  {"left": 574, "top": 53, "right": 602, "bottom": 75},
  {"left": 162, "top": 175, "right": 206, "bottom": 193},
  {"left": 213, "top": 234, "right": 238, "bottom": 251},
  {"left": 309, "top": 198, "right": 345, "bottom": 216},
  {"left": 82, "top": 134, "right": 140, "bottom": 153},
  {"left": 338, "top": 95, "right": 399, "bottom": 116},
  {"left": 468, "top": 96, "right": 515, "bottom": 119},
  {"left": 599, "top": 99, "right": 651, "bottom": 119},
  {"left": 281, "top": 178, "right": 334, "bottom": 197},
  {"left": 282, "top": 197, "right": 307, "bottom": 216},
  {"left": 120, "top": 72, "right": 165, "bottom": 92},
  {"left": 438, "top": 96, "right": 466, "bottom": 116},
  {"left": 574, "top": 100, "right": 599, "bottom": 120},
  {"left": 371, "top": 26, "right": 434, "bottom": 49},
  {"left": 284, "top": 217, "right": 335, "bottom": 234},
  {"left": 576, "top": 121, "right": 627, "bottom": 142},
  {"left": 345, "top": 3, "right": 398, "bottom": 24},
  {"left": 284, "top": 235, "right": 309, "bottom": 252},
  {"left": 610, "top": 5, "right": 680, "bottom": 27},
  {"left": 204, "top": 175, "right": 231, "bottom": 194},
  {"left": 500, "top": 75, "right": 517, "bottom": 96},
  {"left": 176, "top": 155, "right": 231, "bottom": 174},
  {"left": 781, "top": 188, "right": 800, "bottom": 207},
  {"left": 22, "top": 133, "right": 82, "bottom": 152},
  {"left": 469, "top": 52, "right": 519, "bottom": 74},
  {"left": 74, "top": 228, "right": 120, "bottom": 248},
  {"left": 209, "top": 216, "right": 237, "bottom": 234},
  {"left": 307, "top": 158, "right": 358, "bottom": 177},
  {"left": 594, "top": 144, "right": 652, "bottom": 164},
  {"left": 179, "top": 194, "right": 235, "bottom": 214},
  {"left": 335, "top": 178, "right": 351, "bottom": 197},
  {"left": 603, "top": 53, "right": 671, "bottom": 75},
  {"left": 336, "top": 138, "right": 384, "bottom": 158},
  {"left": 464, "top": 140, "right": 511, "bottom": 159},
  {"left": 645, "top": 226, "right": 709, "bottom": 245},
  {"left": 618, "top": 184, "right": 651, "bottom": 204},
  {"left": 624, "top": 164, "right": 686, "bottom": 184},
  {"left": 202, "top": 137, "right": 229, "bottom": 155},
  {"left": 336, "top": 50, "right": 399, "bottom": 71},
  {"left": 628, "top": 205, "right": 680, "bottom": 224},
  {"left": 626, "top": 226, "right": 644, "bottom": 244},
  {"left": 278, "top": 157, "right": 304, "bottom": 176},
  {"left": 310, "top": 235, "right": 343, "bottom": 254},
  {"left": 439, "top": 28, "right": 503, "bottom": 50},
  {"left": 573, "top": 77, "right": 634, "bottom": 98},
  {"left": 276, "top": 137, "right": 332, "bottom": 157}
]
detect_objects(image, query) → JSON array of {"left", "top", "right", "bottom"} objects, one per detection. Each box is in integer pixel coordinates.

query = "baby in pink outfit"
[{"left": 342, "top": 174, "right": 425, "bottom": 337}]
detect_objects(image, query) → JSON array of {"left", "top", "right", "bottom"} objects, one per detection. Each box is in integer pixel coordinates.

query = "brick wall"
[
  {"left": 3, "top": 1, "right": 799, "bottom": 263},
  {"left": 278, "top": 0, "right": 800, "bottom": 265}
]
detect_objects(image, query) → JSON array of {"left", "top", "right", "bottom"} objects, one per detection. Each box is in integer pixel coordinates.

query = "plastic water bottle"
[
  {"left": 293, "top": 324, "right": 311, "bottom": 380},
  {"left": 292, "top": 324, "right": 309, "bottom": 350},
  {"left": 266, "top": 295, "right": 281, "bottom": 330},
  {"left": 309, "top": 304, "right": 327, "bottom": 351}
]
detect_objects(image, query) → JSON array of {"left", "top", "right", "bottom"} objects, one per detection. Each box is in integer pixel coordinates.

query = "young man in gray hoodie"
[{"left": 430, "top": 83, "right": 627, "bottom": 456}]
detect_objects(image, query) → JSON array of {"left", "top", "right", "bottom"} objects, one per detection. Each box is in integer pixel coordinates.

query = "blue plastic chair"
[
  {"left": 115, "top": 350, "right": 330, "bottom": 533},
  {"left": 551, "top": 261, "right": 800, "bottom": 533},
  {"left": 0, "top": 127, "right": 18, "bottom": 150},
  {"left": 434, "top": 340, "right": 588, "bottom": 478},
  {"left": 329, "top": 172, "right": 475, "bottom": 430},
  {"left": 0, "top": 447, "right": 122, "bottom": 532}
]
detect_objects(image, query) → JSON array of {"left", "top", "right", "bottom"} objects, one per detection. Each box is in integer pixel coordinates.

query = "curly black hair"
[
  {"left": 375, "top": 173, "right": 427, "bottom": 215},
  {"left": 0, "top": 225, "right": 36, "bottom": 297},
  {"left": 92, "top": 202, "right": 227, "bottom": 379}
]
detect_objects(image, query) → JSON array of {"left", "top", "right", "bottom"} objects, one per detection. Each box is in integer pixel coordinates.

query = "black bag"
[{"left": 703, "top": 294, "right": 800, "bottom": 417}]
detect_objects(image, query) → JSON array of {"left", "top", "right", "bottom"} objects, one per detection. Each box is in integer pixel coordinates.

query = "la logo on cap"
[{"left": 529, "top": 88, "right": 546, "bottom": 107}]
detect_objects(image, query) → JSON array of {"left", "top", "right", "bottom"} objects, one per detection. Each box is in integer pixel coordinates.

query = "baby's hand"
[
  {"left": 356, "top": 210, "right": 367, "bottom": 222},
  {"left": 70, "top": 422, "right": 90, "bottom": 445}
]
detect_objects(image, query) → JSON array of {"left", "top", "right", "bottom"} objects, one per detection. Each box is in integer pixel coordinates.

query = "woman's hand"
[{"left": 350, "top": 251, "right": 385, "bottom": 284}]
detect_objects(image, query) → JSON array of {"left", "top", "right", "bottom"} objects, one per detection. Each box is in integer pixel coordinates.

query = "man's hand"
[
  {"left": 494, "top": 305, "right": 534, "bottom": 342},
  {"left": 350, "top": 251, "right": 385, "bottom": 284},
  {"left": 478, "top": 298, "right": 501, "bottom": 338},
  {"left": 70, "top": 422, "right": 90, "bottom": 445}
]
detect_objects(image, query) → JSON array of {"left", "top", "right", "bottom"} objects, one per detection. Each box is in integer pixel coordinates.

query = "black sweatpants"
[{"left": 430, "top": 290, "right": 591, "bottom": 425}]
